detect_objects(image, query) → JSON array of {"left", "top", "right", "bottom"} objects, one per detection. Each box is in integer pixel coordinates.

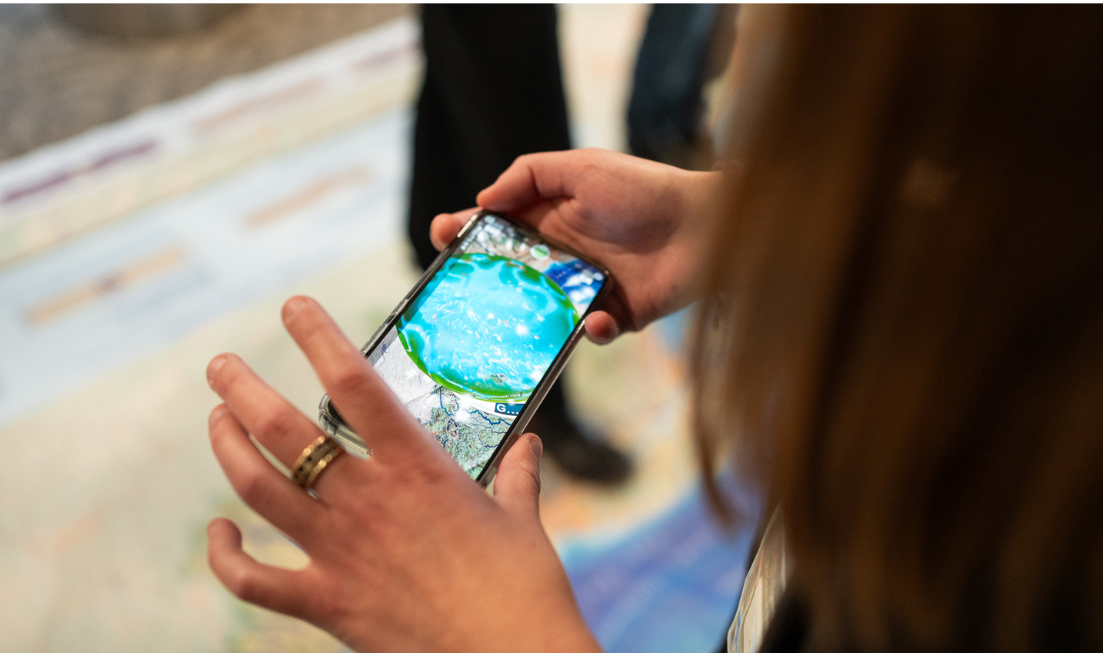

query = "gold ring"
[{"left": 292, "top": 435, "right": 345, "bottom": 490}]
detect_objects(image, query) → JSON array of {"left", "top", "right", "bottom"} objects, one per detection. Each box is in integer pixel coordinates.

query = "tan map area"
[
  {"left": 1, "top": 241, "right": 696, "bottom": 651},
  {"left": 0, "top": 6, "right": 703, "bottom": 651}
]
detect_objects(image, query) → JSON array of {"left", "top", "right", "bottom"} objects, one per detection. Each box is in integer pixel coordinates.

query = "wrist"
[
  {"left": 663, "top": 169, "right": 728, "bottom": 306},
  {"left": 679, "top": 169, "right": 729, "bottom": 226}
]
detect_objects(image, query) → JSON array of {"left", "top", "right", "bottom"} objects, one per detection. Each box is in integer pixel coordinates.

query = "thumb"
[
  {"left": 476, "top": 150, "right": 579, "bottom": 213},
  {"left": 429, "top": 208, "right": 479, "bottom": 251},
  {"left": 493, "top": 434, "right": 544, "bottom": 521}
]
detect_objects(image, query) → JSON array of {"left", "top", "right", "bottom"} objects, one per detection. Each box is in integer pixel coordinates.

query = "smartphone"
[{"left": 318, "top": 211, "right": 613, "bottom": 487}]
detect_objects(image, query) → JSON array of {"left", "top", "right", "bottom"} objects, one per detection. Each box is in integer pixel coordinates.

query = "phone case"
[{"left": 318, "top": 210, "right": 614, "bottom": 487}]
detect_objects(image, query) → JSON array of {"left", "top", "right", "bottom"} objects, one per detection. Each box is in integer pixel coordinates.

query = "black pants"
[
  {"left": 407, "top": 4, "right": 570, "bottom": 270},
  {"left": 627, "top": 4, "right": 720, "bottom": 163}
]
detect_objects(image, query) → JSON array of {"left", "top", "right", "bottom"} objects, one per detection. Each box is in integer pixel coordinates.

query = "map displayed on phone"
[{"left": 368, "top": 214, "right": 606, "bottom": 478}]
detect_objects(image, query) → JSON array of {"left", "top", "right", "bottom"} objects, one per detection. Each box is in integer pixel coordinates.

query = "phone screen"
[{"left": 367, "top": 214, "right": 607, "bottom": 479}]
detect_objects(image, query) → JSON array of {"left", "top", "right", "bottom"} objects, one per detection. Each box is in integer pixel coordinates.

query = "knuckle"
[
  {"left": 410, "top": 460, "right": 452, "bottom": 491},
  {"left": 235, "top": 467, "right": 272, "bottom": 507},
  {"left": 226, "top": 568, "right": 261, "bottom": 603},
  {"left": 253, "top": 407, "right": 299, "bottom": 446},
  {"left": 328, "top": 361, "right": 371, "bottom": 398},
  {"left": 307, "top": 582, "right": 340, "bottom": 621},
  {"left": 384, "top": 452, "right": 441, "bottom": 487}
]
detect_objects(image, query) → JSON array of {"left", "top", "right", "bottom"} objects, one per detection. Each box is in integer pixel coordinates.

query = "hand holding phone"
[
  {"left": 431, "top": 148, "right": 726, "bottom": 343},
  {"left": 320, "top": 211, "right": 613, "bottom": 485}
]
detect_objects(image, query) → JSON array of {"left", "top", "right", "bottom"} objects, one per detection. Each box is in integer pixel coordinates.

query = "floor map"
[{"left": 0, "top": 8, "right": 752, "bottom": 653}]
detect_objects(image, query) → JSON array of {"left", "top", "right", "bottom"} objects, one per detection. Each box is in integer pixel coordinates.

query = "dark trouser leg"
[
  {"left": 408, "top": 71, "right": 465, "bottom": 270},
  {"left": 408, "top": 4, "right": 570, "bottom": 262},
  {"left": 409, "top": 4, "right": 570, "bottom": 269},
  {"left": 627, "top": 4, "right": 730, "bottom": 170}
]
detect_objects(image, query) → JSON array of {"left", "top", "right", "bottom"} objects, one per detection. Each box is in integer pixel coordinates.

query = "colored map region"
[
  {"left": 398, "top": 252, "right": 579, "bottom": 402},
  {"left": 425, "top": 385, "right": 512, "bottom": 477},
  {"left": 368, "top": 216, "right": 604, "bottom": 480},
  {"left": 370, "top": 325, "right": 514, "bottom": 478}
]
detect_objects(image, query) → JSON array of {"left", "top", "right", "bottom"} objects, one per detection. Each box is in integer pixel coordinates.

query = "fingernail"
[
  {"left": 207, "top": 356, "right": 227, "bottom": 385},
  {"left": 209, "top": 404, "right": 225, "bottom": 426},
  {"left": 282, "top": 296, "right": 310, "bottom": 321},
  {"left": 528, "top": 435, "right": 543, "bottom": 460}
]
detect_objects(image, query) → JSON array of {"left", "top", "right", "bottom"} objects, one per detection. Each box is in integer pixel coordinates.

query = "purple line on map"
[{"left": 1, "top": 140, "right": 158, "bottom": 206}]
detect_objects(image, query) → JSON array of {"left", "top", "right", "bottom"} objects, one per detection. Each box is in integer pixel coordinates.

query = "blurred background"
[{"left": 0, "top": 5, "right": 750, "bottom": 652}]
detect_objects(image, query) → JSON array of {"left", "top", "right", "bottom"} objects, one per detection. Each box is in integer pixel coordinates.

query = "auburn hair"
[{"left": 692, "top": 6, "right": 1103, "bottom": 652}]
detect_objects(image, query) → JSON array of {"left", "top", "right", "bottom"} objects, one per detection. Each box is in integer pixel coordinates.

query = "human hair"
[{"left": 692, "top": 6, "right": 1103, "bottom": 652}]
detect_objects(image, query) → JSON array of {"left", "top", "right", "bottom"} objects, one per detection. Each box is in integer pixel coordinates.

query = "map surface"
[{"left": 0, "top": 8, "right": 752, "bottom": 653}]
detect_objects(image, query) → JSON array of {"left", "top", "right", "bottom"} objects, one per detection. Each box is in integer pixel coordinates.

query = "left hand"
[
  {"left": 205, "top": 296, "right": 600, "bottom": 653},
  {"left": 429, "top": 149, "right": 725, "bottom": 344}
]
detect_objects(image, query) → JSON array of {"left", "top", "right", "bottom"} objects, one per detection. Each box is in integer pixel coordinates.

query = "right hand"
[
  {"left": 430, "top": 149, "right": 725, "bottom": 343},
  {"left": 206, "top": 297, "right": 600, "bottom": 653}
]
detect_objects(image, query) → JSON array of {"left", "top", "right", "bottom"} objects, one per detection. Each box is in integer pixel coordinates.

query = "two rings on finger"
[{"left": 292, "top": 435, "right": 345, "bottom": 490}]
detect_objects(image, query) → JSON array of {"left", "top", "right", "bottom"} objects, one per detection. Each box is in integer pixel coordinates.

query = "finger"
[
  {"left": 493, "top": 434, "right": 544, "bottom": 522},
  {"left": 208, "top": 404, "right": 323, "bottom": 538},
  {"left": 207, "top": 518, "right": 317, "bottom": 618},
  {"left": 583, "top": 311, "right": 621, "bottom": 345},
  {"left": 207, "top": 354, "right": 351, "bottom": 485},
  {"left": 476, "top": 150, "right": 587, "bottom": 213},
  {"left": 429, "top": 208, "right": 479, "bottom": 251},
  {"left": 280, "top": 296, "right": 437, "bottom": 459}
]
